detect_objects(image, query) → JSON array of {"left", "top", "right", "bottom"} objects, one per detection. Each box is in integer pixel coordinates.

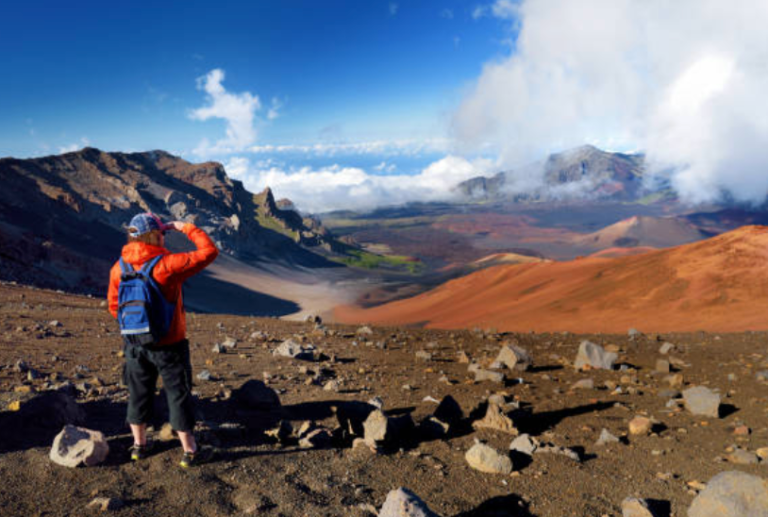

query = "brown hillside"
[{"left": 334, "top": 225, "right": 768, "bottom": 333}]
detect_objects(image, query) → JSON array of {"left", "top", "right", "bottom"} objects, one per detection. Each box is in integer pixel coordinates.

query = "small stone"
[
  {"left": 473, "top": 368, "right": 505, "bottom": 383},
  {"left": 574, "top": 340, "right": 617, "bottom": 370},
  {"left": 222, "top": 336, "right": 237, "bottom": 348},
  {"left": 158, "top": 422, "right": 175, "bottom": 441},
  {"left": 733, "top": 425, "right": 750, "bottom": 436},
  {"left": 415, "top": 350, "right": 432, "bottom": 361},
  {"left": 726, "top": 448, "right": 759, "bottom": 465},
  {"left": 356, "top": 326, "right": 374, "bottom": 336},
  {"left": 659, "top": 342, "right": 675, "bottom": 354},
  {"left": 572, "top": 379, "right": 594, "bottom": 390},
  {"left": 50, "top": 425, "right": 110, "bottom": 467},
  {"left": 666, "top": 373, "right": 684, "bottom": 389},
  {"left": 323, "top": 379, "right": 341, "bottom": 392},
  {"left": 273, "top": 339, "right": 314, "bottom": 360},
  {"left": 495, "top": 344, "right": 532, "bottom": 371},
  {"left": 465, "top": 443, "right": 513, "bottom": 474},
  {"left": 596, "top": 428, "right": 620, "bottom": 446},
  {"left": 509, "top": 433, "right": 538, "bottom": 456},
  {"left": 86, "top": 497, "right": 123, "bottom": 511},
  {"left": 378, "top": 487, "right": 440, "bottom": 517},
  {"left": 211, "top": 343, "right": 225, "bottom": 354},
  {"left": 655, "top": 359, "right": 670, "bottom": 373},
  {"left": 472, "top": 403, "right": 518, "bottom": 435},
  {"left": 683, "top": 386, "right": 721, "bottom": 418},
  {"left": 621, "top": 497, "right": 654, "bottom": 517},
  {"left": 196, "top": 370, "right": 212, "bottom": 381},
  {"left": 629, "top": 416, "right": 653, "bottom": 436}
]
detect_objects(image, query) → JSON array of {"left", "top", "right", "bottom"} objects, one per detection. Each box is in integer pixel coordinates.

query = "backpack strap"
[
  {"left": 139, "top": 255, "right": 164, "bottom": 277},
  {"left": 119, "top": 257, "right": 134, "bottom": 275}
]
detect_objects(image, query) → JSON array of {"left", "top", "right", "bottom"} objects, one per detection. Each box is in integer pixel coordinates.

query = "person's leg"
[
  {"left": 155, "top": 340, "right": 197, "bottom": 452},
  {"left": 124, "top": 344, "right": 159, "bottom": 445}
]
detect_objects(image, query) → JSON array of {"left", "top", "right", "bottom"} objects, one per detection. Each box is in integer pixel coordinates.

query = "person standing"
[{"left": 107, "top": 213, "right": 218, "bottom": 467}]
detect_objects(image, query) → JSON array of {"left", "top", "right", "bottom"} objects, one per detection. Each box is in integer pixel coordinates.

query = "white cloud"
[
  {"left": 224, "top": 155, "right": 493, "bottom": 213},
  {"left": 189, "top": 69, "right": 262, "bottom": 156},
  {"left": 454, "top": 0, "right": 768, "bottom": 205},
  {"left": 471, "top": 5, "right": 487, "bottom": 20},
  {"left": 389, "top": 3, "right": 398, "bottom": 16},
  {"left": 58, "top": 137, "right": 90, "bottom": 154},
  {"left": 373, "top": 161, "right": 397, "bottom": 173},
  {"left": 267, "top": 97, "right": 282, "bottom": 120},
  {"left": 249, "top": 138, "right": 450, "bottom": 158}
]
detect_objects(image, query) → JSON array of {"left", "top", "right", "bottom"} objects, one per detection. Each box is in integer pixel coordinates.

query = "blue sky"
[
  {"left": 3, "top": 0, "right": 764, "bottom": 212},
  {"left": 1, "top": 0, "right": 516, "bottom": 162}
]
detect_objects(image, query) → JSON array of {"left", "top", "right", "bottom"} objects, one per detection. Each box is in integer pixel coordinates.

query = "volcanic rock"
[
  {"left": 465, "top": 443, "right": 513, "bottom": 474},
  {"left": 621, "top": 497, "right": 654, "bottom": 517},
  {"left": 363, "top": 410, "right": 415, "bottom": 450},
  {"left": 688, "top": 470, "right": 768, "bottom": 517},
  {"left": 683, "top": 386, "right": 721, "bottom": 418},
  {"left": 86, "top": 497, "right": 124, "bottom": 511},
  {"left": 273, "top": 339, "right": 314, "bottom": 360},
  {"left": 596, "top": 428, "right": 620, "bottom": 446},
  {"left": 629, "top": 416, "right": 653, "bottom": 436},
  {"left": 574, "top": 341, "right": 617, "bottom": 370},
  {"left": 378, "top": 487, "right": 440, "bottom": 517},
  {"left": 234, "top": 380, "right": 281, "bottom": 411},
  {"left": 495, "top": 344, "right": 532, "bottom": 371},
  {"left": 50, "top": 425, "right": 109, "bottom": 467},
  {"left": 472, "top": 403, "right": 518, "bottom": 435},
  {"left": 509, "top": 433, "right": 538, "bottom": 456}
]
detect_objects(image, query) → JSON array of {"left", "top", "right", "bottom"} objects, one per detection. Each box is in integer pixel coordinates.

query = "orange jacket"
[{"left": 108, "top": 223, "right": 219, "bottom": 345}]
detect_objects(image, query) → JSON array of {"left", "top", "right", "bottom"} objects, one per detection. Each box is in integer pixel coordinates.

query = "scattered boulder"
[
  {"left": 596, "top": 428, "right": 620, "bottom": 446},
  {"left": 726, "top": 448, "right": 759, "bottom": 465},
  {"left": 50, "top": 425, "right": 109, "bottom": 467},
  {"left": 509, "top": 433, "right": 538, "bottom": 456},
  {"left": 196, "top": 370, "right": 212, "bottom": 381},
  {"left": 379, "top": 487, "right": 440, "bottom": 517},
  {"left": 572, "top": 378, "right": 594, "bottom": 390},
  {"left": 574, "top": 341, "right": 617, "bottom": 370},
  {"left": 655, "top": 359, "right": 670, "bottom": 373},
  {"left": 629, "top": 416, "right": 653, "bottom": 436},
  {"left": 211, "top": 343, "right": 225, "bottom": 354},
  {"left": 659, "top": 342, "right": 675, "bottom": 354},
  {"left": 472, "top": 403, "right": 518, "bottom": 435},
  {"left": 688, "top": 471, "right": 768, "bottom": 517},
  {"left": 221, "top": 336, "right": 237, "bottom": 349},
  {"left": 683, "top": 386, "right": 721, "bottom": 418},
  {"left": 621, "top": 497, "right": 654, "bottom": 517},
  {"left": 495, "top": 344, "right": 532, "bottom": 371},
  {"left": 465, "top": 442, "right": 513, "bottom": 474},
  {"left": 472, "top": 367, "right": 505, "bottom": 383},
  {"left": 86, "top": 497, "right": 123, "bottom": 511},
  {"left": 273, "top": 339, "right": 314, "bottom": 360},
  {"left": 415, "top": 350, "right": 432, "bottom": 361},
  {"left": 356, "top": 326, "right": 374, "bottom": 336},
  {"left": 363, "top": 410, "right": 415, "bottom": 450},
  {"left": 234, "top": 380, "right": 282, "bottom": 411}
]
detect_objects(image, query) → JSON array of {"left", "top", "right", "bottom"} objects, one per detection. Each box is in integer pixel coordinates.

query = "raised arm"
[{"left": 161, "top": 222, "right": 220, "bottom": 282}]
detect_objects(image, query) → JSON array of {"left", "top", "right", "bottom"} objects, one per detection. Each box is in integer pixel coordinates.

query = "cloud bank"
[
  {"left": 225, "top": 155, "right": 493, "bottom": 213},
  {"left": 455, "top": 0, "right": 768, "bottom": 204}
]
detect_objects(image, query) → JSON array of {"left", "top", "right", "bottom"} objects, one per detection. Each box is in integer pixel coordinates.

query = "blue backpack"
[{"left": 117, "top": 256, "right": 176, "bottom": 346}]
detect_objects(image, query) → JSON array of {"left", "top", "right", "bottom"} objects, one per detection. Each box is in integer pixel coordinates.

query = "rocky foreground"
[{"left": 2, "top": 283, "right": 768, "bottom": 516}]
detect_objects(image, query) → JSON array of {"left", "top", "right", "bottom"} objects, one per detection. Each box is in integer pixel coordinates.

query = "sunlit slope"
[{"left": 335, "top": 226, "right": 768, "bottom": 333}]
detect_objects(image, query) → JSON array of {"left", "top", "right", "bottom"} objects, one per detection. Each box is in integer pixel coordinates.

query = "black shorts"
[{"left": 123, "top": 339, "right": 195, "bottom": 432}]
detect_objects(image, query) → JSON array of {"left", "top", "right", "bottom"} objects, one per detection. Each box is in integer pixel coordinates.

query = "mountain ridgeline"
[
  {"left": 0, "top": 148, "right": 356, "bottom": 294},
  {"left": 455, "top": 145, "right": 665, "bottom": 203}
]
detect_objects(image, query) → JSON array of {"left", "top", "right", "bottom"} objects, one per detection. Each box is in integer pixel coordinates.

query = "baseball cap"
[{"left": 128, "top": 213, "right": 170, "bottom": 238}]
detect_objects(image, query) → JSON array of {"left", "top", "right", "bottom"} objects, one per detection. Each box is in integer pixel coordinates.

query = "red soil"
[{"left": 334, "top": 225, "right": 768, "bottom": 333}]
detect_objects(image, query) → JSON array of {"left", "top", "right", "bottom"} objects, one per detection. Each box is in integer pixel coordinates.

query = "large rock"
[
  {"left": 50, "top": 425, "right": 109, "bottom": 467},
  {"left": 509, "top": 433, "right": 538, "bottom": 456},
  {"left": 574, "top": 340, "right": 617, "bottom": 370},
  {"left": 495, "top": 344, "right": 532, "bottom": 371},
  {"left": 379, "top": 487, "right": 441, "bottom": 517},
  {"left": 688, "top": 471, "right": 768, "bottom": 517},
  {"left": 465, "top": 443, "right": 513, "bottom": 474},
  {"left": 682, "top": 386, "right": 721, "bottom": 418},
  {"left": 363, "top": 409, "right": 415, "bottom": 449},
  {"left": 273, "top": 339, "right": 314, "bottom": 360},
  {"left": 234, "top": 380, "right": 281, "bottom": 411},
  {"left": 433, "top": 395, "right": 463, "bottom": 427},
  {"left": 472, "top": 403, "right": 518, "bottom": 435}
]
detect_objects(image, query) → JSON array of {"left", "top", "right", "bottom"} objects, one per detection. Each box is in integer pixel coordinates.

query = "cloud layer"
[
  {"left": 225, "top": 155, "right": 492, "bottom": 213},
  {"left": 455, "top": 0, "right": 768, "bottom": 204}
]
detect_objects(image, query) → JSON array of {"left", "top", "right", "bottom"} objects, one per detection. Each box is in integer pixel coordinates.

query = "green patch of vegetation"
[
  {"left": 255, "top": 210, "right": 298, "bottom": 240},
  {"left": 332, "top": 249, "right": 424, "bottom": 275}
]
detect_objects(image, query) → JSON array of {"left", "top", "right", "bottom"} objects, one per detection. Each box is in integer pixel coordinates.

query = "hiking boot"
[
  {"left": 130, "top": 441, "right": 154, "bottom": 461},
  {"left": 179, "top": 445, "right": 213, "bottom": 468}
]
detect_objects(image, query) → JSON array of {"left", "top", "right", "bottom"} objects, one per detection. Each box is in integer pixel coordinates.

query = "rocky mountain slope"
[
  {"left": 455, "top": 145, "right": 657, "bottom": 202},
  {"left": 335, "top": 225, "right": 768, "bottom": 333},
  {"left": 0, "top": 148, "right": 367, "bottom": 296}
]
